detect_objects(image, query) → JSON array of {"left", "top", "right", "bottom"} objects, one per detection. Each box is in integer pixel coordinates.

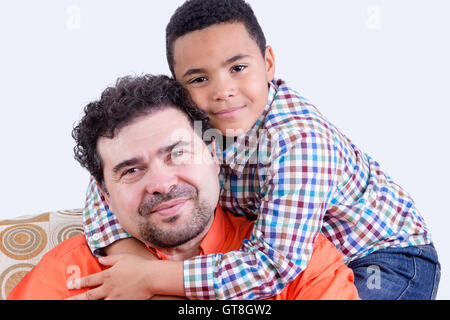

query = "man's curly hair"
[
  {"left": 72, "top": 74, "right": 212, "bottom": 188},
  {"left": 166, "top": 0, "right": 267, "bottom": 76}
]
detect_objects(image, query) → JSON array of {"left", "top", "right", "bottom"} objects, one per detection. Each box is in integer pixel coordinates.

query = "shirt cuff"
[{"left": 183, "top": 255, "right": 217, "bottom": 300}]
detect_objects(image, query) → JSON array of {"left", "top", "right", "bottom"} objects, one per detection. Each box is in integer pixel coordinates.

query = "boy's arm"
[
  {"left": 83, "top": 176, "right": 132, "bottom": 257},
  {"left": 184, "top": 131, "right": 340, "bottom": 300}
]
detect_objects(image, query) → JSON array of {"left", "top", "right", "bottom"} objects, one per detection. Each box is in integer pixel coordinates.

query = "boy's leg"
[{"left": 348, "top": 244, "right": 441, "bottom": 300}]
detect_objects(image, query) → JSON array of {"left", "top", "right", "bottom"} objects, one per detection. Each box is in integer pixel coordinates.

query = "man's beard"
[{"left": 137, "top": 184, "right": 213, "bottom": 248}]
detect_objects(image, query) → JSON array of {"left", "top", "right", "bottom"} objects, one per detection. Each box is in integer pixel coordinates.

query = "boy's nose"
[{"left": 212, "top": 81, "right": 236, "bottom": 101}]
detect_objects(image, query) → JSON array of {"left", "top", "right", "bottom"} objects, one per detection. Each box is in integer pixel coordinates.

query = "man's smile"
[{"left": 150, "top": 198, "right": 189, "bottom": 217}]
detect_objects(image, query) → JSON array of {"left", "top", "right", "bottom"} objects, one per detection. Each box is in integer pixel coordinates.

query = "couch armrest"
[{"left": 0, "top": 209, "right": 83, "bottom": 299}]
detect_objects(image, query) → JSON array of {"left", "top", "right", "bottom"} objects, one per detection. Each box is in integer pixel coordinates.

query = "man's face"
[
  {"left": 173, "top": 22, "right": 275, "bottom": 136},
  {"left": 97, "top": 107, "right": 221, "bottom": 249}
]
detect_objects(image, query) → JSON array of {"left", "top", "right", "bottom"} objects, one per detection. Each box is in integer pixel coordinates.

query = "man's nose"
[{"left": 144, "top": 164, "right": 178, "bottom": 195}]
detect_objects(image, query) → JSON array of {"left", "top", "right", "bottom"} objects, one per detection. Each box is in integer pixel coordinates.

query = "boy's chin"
[{"left": 214, "top": 122, "right": 256, "bottom": 137}]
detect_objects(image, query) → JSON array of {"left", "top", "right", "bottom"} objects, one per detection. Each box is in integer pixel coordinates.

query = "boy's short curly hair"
[
  {"left": 72, "top": 74, "right": 212, "bottom": 188},
  {"left": 166, "top": 0, "right": 267, "bottom": 76}
]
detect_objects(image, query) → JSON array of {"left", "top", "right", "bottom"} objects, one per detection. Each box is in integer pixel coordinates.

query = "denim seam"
[{"left": 397, "top": 255, "right": 417, "bottom": 300}]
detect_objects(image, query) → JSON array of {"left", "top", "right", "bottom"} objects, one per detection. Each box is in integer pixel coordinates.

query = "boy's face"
[{"left": 172, "top": 22, "right": 275, "bottom": 136}]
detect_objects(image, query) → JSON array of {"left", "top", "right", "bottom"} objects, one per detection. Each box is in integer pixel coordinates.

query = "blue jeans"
[{"left": 348, "top": 243, "right": 441, "bottom": 300}]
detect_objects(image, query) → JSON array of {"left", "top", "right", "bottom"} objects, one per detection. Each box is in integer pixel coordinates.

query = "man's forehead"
[
  {"left": 117, "top": 108, "right": 194, "bottom": 141},
  {"left": 98, "top": 107, "right": 199, "bottom": 160}
]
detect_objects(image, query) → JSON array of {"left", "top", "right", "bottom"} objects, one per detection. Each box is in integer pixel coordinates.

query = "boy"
[{"left": 79, "top": 0, "right": 439, "bottom": 299}]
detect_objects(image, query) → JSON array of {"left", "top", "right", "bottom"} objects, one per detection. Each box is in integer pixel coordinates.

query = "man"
[{"left": 8, "top": 74, "right": 359, "bottom": 300}]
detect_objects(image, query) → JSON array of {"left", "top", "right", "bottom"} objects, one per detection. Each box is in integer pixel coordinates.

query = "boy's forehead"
[{"left": 172, "top": 22, "right": 261, "bottom": 70}]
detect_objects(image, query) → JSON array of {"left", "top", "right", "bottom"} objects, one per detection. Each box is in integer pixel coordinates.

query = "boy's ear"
[{"left": 264, "top": 45, "right": 276, "bottom": 82}]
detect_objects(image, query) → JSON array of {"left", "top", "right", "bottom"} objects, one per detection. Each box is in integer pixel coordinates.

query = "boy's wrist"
[
  {"left": 104, "top": 237, "right": 151, "bottom": 258},
  {"left": 145, "top": 260, "right": 186, "bottom": 297}
]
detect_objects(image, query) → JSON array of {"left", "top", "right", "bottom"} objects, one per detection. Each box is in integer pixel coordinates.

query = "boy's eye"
[
  {"left": 231, "top": 65, "right": 246, "bottom": 73},
  {"left": 189, "top": 76, "right": 208, "bottom": 84}
]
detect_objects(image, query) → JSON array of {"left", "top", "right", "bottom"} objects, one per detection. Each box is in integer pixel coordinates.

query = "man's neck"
[{"left": 155, "top": 213, "right": 215, "bottom": 261}]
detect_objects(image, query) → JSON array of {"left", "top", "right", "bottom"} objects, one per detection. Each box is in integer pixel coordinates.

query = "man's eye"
[
  {"left": 170, "top": 149, "right": 191, "bottom": 165},
  {"left": 123, "top": 168, "right": 139, "bottom": 176},
  {"left": 170, "top": 150, "right": 187, "bottom": 159},
  {"left": 172, "top": 150, "right": 185, "bottom": 158},
  {"left": 231, "top": 65, "right": 246, "bottom": 73}
]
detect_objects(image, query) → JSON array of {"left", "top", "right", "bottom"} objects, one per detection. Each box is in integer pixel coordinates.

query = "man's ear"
[{"left": 264, "top": 45, "right": 276, "bottom": 83}]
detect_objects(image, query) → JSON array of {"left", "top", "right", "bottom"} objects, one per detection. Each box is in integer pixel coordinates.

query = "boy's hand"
[{"left": 66, "top": 254, "right": 155, "bottom": 300}]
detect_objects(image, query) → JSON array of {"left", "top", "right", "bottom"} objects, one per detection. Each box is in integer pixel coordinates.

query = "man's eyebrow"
[
  {"left": 182, "top": 54, "right": 250, "bottom": 79},
  {"left": 158, "top": 140, "right": 191, "bottom": 155},
  {"left": 112, "top": 157, "right": 143, "bottom": 174},
  {"left": 112, "top": 140, "right": 191, "bottom": 174}
]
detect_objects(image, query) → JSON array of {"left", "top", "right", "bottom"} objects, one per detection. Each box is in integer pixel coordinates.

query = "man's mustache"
[{"left": 138, "top": 184, "right": 197, "bottom": 217}]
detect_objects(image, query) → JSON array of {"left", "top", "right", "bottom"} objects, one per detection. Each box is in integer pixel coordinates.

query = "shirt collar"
[
  {"left": 200, "top": 205, "right": 254, "bottom": 255},
  {"left": 198, "top": 206, "right": 229, "bottom": 254},
  {"left": 221, "top": 79, "right": 281, "bottom": 174}
]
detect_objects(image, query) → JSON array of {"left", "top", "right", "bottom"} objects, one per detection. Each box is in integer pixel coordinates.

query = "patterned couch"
[{"left": 0, "top": 209, "right": 83, "bottom": 299}]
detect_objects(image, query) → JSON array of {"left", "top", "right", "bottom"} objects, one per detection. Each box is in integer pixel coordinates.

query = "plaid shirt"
[{"left": 83, "top": 78, "right": 431, "bottom": 300}]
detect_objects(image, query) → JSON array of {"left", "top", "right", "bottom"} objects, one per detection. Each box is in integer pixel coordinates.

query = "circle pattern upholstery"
[{"left": 0, "top": 209, "right": 83, "bottom": 299}]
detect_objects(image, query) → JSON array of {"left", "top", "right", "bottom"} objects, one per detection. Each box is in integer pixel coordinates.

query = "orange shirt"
[{"left": 8, "top": 206, "right": 359, "bottom": 300}]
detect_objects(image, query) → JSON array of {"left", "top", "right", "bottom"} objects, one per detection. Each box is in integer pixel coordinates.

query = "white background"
[{"left": 0, "top": 0, "right": 448, "bottom": 299}]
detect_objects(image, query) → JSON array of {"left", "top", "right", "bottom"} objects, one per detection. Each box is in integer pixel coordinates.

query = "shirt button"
[{"left": 92, "top": 233, "right": 101, "bottom": 241}]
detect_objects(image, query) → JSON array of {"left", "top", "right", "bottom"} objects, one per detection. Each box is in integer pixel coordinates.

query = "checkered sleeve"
[
  {"left": 184, "top": 130, "right": 340, "bottom": 299},
  {"left": 83, "top": 176, "right": 132, "bottom": 256}
]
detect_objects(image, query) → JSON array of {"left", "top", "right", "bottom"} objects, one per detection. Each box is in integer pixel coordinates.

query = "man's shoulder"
[
  {"left": 43, "top": 234, "right": 91, "bottom": 260},
  {"left": 6, "top": 234, "right": 95, "bottom": 300}
]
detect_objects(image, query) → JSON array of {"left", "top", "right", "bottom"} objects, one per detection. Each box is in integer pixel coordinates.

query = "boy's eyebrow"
[
  {"left": 183, "top": 68, "right": 206, "bottom": 79},
  {"left": 223, "top": 54, "right": 250, "bottom": 67},
  {"left": 112, "top": 140, "right": 190, "bottom": 174},
  {"left": 182, "top": 54, "right": 250, "bottom": 79}
]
